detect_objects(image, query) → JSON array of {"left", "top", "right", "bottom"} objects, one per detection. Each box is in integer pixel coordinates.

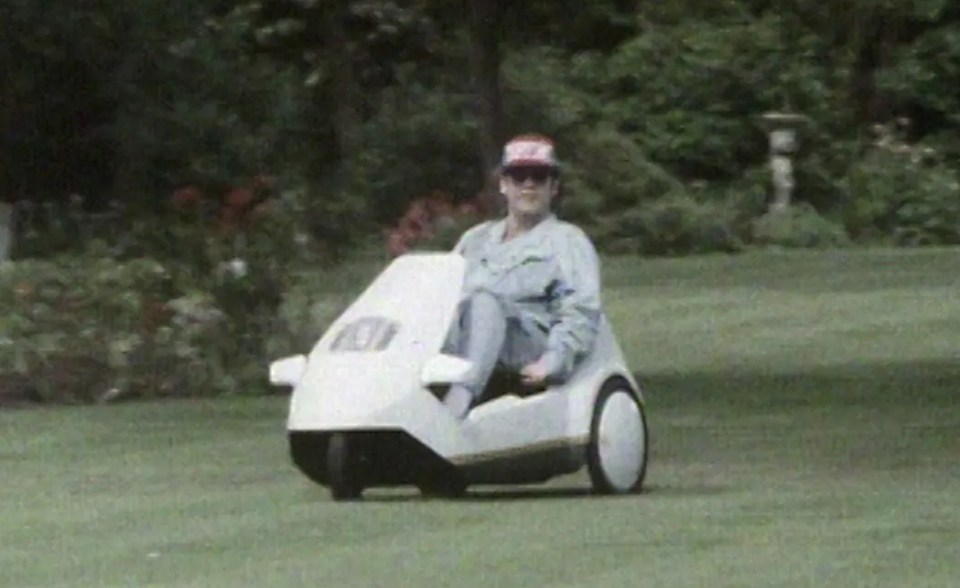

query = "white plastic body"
[{"left": 276, "top": 252, "right": 642, "bottom": 473}]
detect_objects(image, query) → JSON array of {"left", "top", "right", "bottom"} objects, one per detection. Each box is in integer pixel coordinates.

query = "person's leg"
[{"left": 443, "top": 290, "right": 508, "bottom": 418}]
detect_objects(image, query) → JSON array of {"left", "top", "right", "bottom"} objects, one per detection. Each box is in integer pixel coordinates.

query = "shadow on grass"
[
  {"left": 357, "top": 487, "right": 602, "bottom": 503},
  {"left": 458, "top": 483, "right": 729, "bottom": 502},
  {"left": 352, "top": 482, "right": 730, "bottom": 504},
  {"left": 448, "top": 487, "right": 593, "bottom": 502},
  {"left": 636, "top": 358, "right": 960, "bottom": 411}
]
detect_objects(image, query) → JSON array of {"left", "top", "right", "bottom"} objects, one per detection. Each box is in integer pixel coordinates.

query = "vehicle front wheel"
[
  {"left": 586, "top": 380, "right": 648, "bottom": 494},
  {"left": 327, "top": 433, "right": 363, "bottom": 501}
]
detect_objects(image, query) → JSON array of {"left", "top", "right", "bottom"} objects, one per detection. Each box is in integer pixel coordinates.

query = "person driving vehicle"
[{"left": 441, "top": 134, "right": 603, "bottom": 419}]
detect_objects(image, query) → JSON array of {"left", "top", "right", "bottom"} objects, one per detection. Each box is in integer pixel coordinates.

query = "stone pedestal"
[{"left": 759, "top": 112, "right": 808, "bottom": 214}]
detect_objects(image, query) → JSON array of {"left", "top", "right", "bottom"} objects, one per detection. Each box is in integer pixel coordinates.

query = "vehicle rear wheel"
[
  {"left": 327, "top": 433, "right": 363, "bottom": 501},
  {"left": 586, "top": 381, "right": 648, "bottom": 494}
]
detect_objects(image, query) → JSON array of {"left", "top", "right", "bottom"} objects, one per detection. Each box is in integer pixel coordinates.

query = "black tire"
[
  {"left": 327, "top": 433, "right": 363, "bottom": 501},
  {"left": 586, "top": 379, "right": 649, "bottom": 495}
]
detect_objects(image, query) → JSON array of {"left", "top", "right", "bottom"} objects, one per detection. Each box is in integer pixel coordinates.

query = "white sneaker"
[{"left": 443, "top": 386, "right": 473, "bottom": 420}]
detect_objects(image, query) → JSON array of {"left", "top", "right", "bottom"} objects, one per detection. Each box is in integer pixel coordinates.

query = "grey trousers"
[{"left": 443, "top": 290, "right": 548, "bottom": 402}]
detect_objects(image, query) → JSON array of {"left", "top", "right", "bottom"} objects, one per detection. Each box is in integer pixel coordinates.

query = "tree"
[
  {"left": 323, "top": 1, "right": 363, "bottom": 161},
  {"left": 467, "top": 0, "right": 504, "bottom": 213},
  {"left": 0, "top": 0, "right": 120, "bottom": 202}
]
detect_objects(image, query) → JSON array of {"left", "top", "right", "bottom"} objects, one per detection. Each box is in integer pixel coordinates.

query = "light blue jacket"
[{"left": 453, "top": 214, "right": 602, "bottom": 380}]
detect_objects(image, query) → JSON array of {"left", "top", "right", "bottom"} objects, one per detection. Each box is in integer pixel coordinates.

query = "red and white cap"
[{"left": 501, "top": 134, "right": 559, "bottom": 169}]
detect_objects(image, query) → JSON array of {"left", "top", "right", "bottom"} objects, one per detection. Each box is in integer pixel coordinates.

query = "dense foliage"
[{"left": 2, "top": 0, "right": 959, "bottom": 403}]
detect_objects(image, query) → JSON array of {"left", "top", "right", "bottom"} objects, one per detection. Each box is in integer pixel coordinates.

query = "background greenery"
[
  {"left": 2, "top": 249, "right": 957, "bottom": 587},
  {"left": 2, "top": 0, "right": 959, "bottom": 402}
]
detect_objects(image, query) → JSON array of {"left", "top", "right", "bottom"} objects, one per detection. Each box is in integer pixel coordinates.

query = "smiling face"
[{"left": 499, "top": 165, "right": 559, "bottom": 220}]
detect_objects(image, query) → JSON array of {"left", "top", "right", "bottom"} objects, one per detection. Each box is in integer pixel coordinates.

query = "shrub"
[
  {"left": 0, "top": 249, "right": 323, "bottom": 405},
  {"left": 592, "top": 192, "right": 744, "bottom": 256},
  {"left": 343, "top": 82, "right": 482, "bottom": 229},
  {"left": 588, "top": 16, "right": 843, "bottom": 180},
  {"left": 0, "top": 256, "right": 206, "bottom": 403},
  {"left": 565, "top": 127, "right": 686, "bottom": 214},
  {"left": 501, "top": 50, "right": 687, "bottom": 225},
  {"left": 891, "top": 170, "right": 960, "bottom": 245},
  {"left": 750, "top": 202, "right": 850, "bottom": 249},
  {"left": 108, "top": 5, "right": 312, "bottom": 200},
  {"left": 841, "top": 125, "right": 960, "bottom": 245},
  {"left": 876, "top": 24, "right": 960, "bottom": 158},
  {"left": 0, "top": 179, "right": 351, "bottom": 404}
]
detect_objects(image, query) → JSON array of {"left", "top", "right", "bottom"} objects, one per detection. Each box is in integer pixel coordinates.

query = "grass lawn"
[{"left": 2, "top": 247, "right": 958, "bottom": 588}]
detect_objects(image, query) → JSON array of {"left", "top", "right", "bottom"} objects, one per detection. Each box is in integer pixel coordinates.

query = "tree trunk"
[
  {"left": 845, "top": 3, "right": 901, "bottom": 123},
  {"left": 467, "top": 0, "right": 504, "bottom": 215},
  {"left": 0, "top": 65, "right": 16, "bottom": 201},
  {"left": 326, "top": 2, "right": 362, "bottom": 162}
]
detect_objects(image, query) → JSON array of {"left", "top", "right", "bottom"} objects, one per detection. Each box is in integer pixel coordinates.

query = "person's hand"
[{"left": 520, "top": 357, "right": 551, "bottom": 386}]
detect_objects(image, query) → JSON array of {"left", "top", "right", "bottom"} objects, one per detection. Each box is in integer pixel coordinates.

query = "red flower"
[
  {"left": 385, "top": 193, "right": 488, "bottom": 256},
  {"left": 171, "top": 186, "right": 203, "bottom": 208},
  {"left": 252, "top": 175, "right": 270, "bottom": 191},
  {"left": 217, "top": 206, "right": 240, "bottom": 234},
  {"left": 407, "top": 199, "right": 431, "bottom": 223},
  {"left": 225, "top": 187, "right": 255, "bottom": 211},
  {"left": 426, "top": 192, "right": 454, "bottom": 218},
  {"left": 398, "top": 215, "right": 425, "bottom": 239},
  {"left": 457, "top": 201, "right": 479, "bottom": 217},
  {"left": 387, "top": 229, "right": 409, "bottom": 257}
]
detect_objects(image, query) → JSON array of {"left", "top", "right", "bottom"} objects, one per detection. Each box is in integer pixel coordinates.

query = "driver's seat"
[{"left": 477, "top": 367, "right": 548, "bottom": 404}]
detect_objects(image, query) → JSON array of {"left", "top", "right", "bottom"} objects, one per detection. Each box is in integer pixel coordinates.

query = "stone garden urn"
[{"left": 758, "top": 111, "right": 809, "bottom": 214}]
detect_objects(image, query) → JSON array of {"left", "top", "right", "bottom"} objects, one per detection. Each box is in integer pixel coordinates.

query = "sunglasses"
[{"left": 504, "top": 167, "right": 554, "bottom": 184}]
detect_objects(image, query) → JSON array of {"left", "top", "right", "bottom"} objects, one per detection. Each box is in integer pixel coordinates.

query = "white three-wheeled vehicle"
[{"left": 269, "top": 252, "right": 648, "bottom": 500}]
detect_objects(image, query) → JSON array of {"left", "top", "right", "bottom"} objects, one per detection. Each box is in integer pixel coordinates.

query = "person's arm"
[
  {"left": 452, "top": 231, "right": 470, "bottom": 254},
  {"left": 537, "top": 228, "right": 603, "bottom": 381}
]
